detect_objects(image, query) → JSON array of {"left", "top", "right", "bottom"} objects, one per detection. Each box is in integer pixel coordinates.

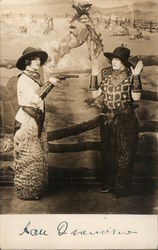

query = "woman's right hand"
[
  {"left": 91, "top": 58, "right": 101, "bottom": 76},
  {"left": 48, "top": 76, "right": 60, "bottom": 86}
]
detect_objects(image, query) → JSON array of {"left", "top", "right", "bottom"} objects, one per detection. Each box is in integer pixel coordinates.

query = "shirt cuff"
[
  {"left": 132, "top": 75, "right": 142, "bottom": 92},
  {"left": 89, "top": 75, "right": 98, "bottom": 90}
]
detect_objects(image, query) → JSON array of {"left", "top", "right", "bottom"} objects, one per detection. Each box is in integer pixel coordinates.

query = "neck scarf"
[
  {"left": 23, "top": 70, "right": 42, "bottom": 87},
  {"left": 110, "top": 69, "right": 128, "bottom": 88}
]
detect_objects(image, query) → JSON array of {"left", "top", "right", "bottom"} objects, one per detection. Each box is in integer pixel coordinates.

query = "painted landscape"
[{"left": 0, "top": 0, "right": 158, "bottom": 202}]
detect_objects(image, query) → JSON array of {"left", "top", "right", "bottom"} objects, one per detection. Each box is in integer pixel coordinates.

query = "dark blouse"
[{"left": 90, "top": 67, "right": 142, "bottom": 110}]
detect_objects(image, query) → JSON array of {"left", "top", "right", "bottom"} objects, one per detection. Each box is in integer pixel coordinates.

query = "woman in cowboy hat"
[
  {"left": 13, "top": 47, "right": 60, "bottom": 200},
  {"left": 90, "top": 45, "right": 143, "bottom": 198}
]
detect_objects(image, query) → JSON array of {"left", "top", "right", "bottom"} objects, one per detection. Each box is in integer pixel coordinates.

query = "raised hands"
[
  {"left": 130, "top": 60, "right": 143, "bottom": 76},
  {"left": 91, "top": 58, "right": 101, "bottom": 76}
]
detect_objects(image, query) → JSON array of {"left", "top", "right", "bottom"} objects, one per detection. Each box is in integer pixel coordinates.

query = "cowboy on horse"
[{"left": 53, "top": 0, "right": 104, "bottom": 65}]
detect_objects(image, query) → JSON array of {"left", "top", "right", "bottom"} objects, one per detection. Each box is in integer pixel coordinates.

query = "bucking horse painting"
[{"left": 53, "top": 1, "right": 104, "bottom": 64}]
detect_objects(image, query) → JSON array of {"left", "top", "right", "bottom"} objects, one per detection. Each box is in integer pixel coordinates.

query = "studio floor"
[{"left": 1, "top": 185, "right": 157, "bottom": 214}]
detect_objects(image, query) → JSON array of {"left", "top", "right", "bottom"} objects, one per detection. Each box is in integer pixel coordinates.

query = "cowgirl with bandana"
[
  {"left": 13, "top": 47, "right": 60, "bottom": 200},
  {"left": 90, "top": 46, "right": 143, "bottom": 198}
]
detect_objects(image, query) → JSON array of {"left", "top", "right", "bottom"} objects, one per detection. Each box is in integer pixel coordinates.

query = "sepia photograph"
[{"left": 0, "top": 0, "right": 158, "bottom": 249}]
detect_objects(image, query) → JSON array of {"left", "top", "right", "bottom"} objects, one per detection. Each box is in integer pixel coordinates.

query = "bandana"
[
  {"left": 22, "top": 70, "right": 42, "bottom": 87},
  {"left": 110, "top": 69, "right": 128, "bottom": 88}
]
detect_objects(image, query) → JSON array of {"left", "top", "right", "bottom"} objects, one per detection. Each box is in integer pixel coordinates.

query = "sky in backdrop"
[{"left": 1, "top": 0, "right": 157, "bottom": 11}]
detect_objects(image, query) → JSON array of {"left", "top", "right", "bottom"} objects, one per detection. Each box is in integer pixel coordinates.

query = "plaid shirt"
[{"left": 99, "top": 67, "right": 142, "bottom": 110}]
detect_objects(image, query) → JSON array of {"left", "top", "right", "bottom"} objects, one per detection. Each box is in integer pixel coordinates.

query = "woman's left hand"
[
  {"left": 130, "top": 60, "right": 143, "bottom": 76},
  {"left": 3, "top": 139, "right": 13, "bottom": 152}
]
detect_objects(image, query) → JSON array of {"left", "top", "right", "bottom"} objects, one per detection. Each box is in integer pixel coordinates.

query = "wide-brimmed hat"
[
  {"left": 104, "top": 47, "right": 132, "bottom": 68},
  {"left": 16, "top": 47, "right": 48, "bottom": 70}
]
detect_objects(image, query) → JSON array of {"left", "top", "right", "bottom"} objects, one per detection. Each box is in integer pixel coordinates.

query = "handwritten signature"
[
  {"left": 57, "top": 221, "right": 138, "bottom": 236},
  {"left": 19, "top": 221, "right": 48, "bottom": 236},
  {"left": 19, "top": 220, "right": 138, "bottom": 237}
]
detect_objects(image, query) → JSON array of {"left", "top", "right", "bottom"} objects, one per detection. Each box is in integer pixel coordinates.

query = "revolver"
[
  {"left": 38, "top": 74, "right": 79, "bottom": 99},
  {"left": 53, "top": 74, "right": 79, "bottom": 80}
]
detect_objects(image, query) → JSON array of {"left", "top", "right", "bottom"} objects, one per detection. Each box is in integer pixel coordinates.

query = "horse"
[{"left": 53, "top": 18, "right": 103, "bottom": 65}]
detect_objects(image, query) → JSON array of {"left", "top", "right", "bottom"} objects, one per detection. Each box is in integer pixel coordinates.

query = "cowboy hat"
[
  {"left": 16, "top": 47, "right": 48, "bottom": 70},
  {"left": 104, "top": 46, "right": 133, "bottom": 68}
]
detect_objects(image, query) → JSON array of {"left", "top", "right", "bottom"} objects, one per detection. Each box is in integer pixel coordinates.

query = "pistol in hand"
[{"left": 53, "top": 74, "right": 79, "bottom": 81}]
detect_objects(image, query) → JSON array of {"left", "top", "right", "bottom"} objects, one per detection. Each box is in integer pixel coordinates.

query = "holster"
[
  {"left": 22, "top": 106, "right": 45, "bottom": 138},
  {"left": 100, "top": 105, "right": 134, "bottom": 126},
  {"left": 14, "top": 120, "right": 22, "bottom": 135}
]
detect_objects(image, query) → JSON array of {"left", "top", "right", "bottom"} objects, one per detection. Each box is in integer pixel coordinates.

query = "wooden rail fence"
[{"left": 0, "top": 55, "right": 158, "bottom": 186}]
